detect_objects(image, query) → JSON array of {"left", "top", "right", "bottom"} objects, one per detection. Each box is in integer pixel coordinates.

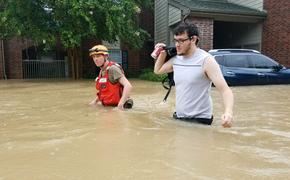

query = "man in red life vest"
[{"left": 88, "top": 44, "right": 133, "bottom": 109}]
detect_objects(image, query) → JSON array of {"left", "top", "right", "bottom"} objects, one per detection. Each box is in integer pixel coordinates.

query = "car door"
[
  {"left": 223, "top": 54, "right": 258, "bottom": 85},
  {"left": 248, "top": 54, "right": 282, "bottom": 85}
]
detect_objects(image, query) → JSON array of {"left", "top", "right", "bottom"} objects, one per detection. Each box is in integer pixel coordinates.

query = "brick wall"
[
  {"left": 262, "top": 0, "right": 290, "bottom": 67},
  {"left": 5, "top": 38, "right": 23, "bottom": 79},
  {"left": 1, "top": 38, "right": 35, "bottom": 79},
  {"left": 185, "top": 17, "right": 214, "bottom": 51}
]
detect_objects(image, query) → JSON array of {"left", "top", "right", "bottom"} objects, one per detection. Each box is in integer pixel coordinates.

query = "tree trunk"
[{"left": 68, "top": 47, "right": 82, "bottom": 79}]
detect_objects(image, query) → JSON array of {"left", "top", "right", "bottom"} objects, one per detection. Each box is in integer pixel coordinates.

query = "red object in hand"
[{"left": 151, "top": 46, "right": 164, "bottom": 59}]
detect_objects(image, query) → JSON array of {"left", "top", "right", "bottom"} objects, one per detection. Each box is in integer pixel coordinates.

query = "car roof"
[{"left": 208, "top": 49, "right": 260, "bottom": 55}]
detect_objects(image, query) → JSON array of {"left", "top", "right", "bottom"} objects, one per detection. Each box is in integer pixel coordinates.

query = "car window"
[
  {"left": 224, "top": 55, "right": 249, "bottom": 68},
  {"left": 248, "top": 54, "right": 279, "bottom": 68},
  {"left": 214, "top": 55, "right": 224, "bottom": 65}
]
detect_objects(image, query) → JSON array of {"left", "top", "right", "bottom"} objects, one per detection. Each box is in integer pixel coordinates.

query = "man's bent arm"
[
  {"left": 154, "top": 51, "right": 173, "bottom": 74},
  {"left": 89, "top": 96, "right": 99, "bottom": 106},
  {"left": 205, "top": 57, "right": 234, "bottom": 127},
  {"left": 118, "top": 76, "right": 133, "bottom": 109}
]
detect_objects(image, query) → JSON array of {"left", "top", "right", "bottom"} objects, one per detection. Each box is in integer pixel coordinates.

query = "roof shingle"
[{"left": 170, "top": 0, "right": 267, "bottom": 17}]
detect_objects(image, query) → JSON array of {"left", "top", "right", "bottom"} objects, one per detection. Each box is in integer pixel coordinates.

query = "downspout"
[{"left": 1, "top": 39, "right": 7, "bottom": 80}]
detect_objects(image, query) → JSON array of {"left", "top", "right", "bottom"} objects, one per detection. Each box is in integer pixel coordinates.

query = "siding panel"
[
  {"left": 169, "top": 5, "right": 181, "bottom": 26},
  {"left": 155, "top": 0, "right": 168, "bottom": 44}
]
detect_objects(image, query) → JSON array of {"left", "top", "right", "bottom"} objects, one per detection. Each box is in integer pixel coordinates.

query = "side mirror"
[{"left": 272, "top": 64, "right": 283, "bottom": 71}]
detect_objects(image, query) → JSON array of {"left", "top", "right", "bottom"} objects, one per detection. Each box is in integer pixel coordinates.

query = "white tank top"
[{"left": 172, "top": 48, "right": 213, "bottom": 119}]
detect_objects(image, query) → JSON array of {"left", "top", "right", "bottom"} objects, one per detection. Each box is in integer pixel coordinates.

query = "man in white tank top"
[{"left": 153, "top": 22, "right": 233, "bottom": 127}]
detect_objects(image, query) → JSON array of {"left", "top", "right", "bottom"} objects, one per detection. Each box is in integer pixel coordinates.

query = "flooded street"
[{"left": 0, "top": 79, "right": 290, "bottom": 179}]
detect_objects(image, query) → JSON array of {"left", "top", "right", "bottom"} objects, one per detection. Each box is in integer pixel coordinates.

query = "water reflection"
[{"left": 0, "top": 80, "right": 290, "bottom": 179}]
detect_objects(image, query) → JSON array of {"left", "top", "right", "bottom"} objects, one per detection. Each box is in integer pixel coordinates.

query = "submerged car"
[{"left": 209, "top": 49, "right": 290, "bottom": 86}]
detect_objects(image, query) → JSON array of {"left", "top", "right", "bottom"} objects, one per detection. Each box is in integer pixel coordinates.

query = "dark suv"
[{"left": 209, "top": 49, "right": 290, "bottom": 86}]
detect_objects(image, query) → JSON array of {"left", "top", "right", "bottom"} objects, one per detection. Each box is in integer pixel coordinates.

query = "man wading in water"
[
  {"left": 88, "top": 45, "right": 133, "bottom": 110},
  {"left": 153, "top": 22, "right": 234, "bottom": 127}
]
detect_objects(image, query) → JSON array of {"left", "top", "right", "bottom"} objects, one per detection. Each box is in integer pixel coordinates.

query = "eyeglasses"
[{"left": 173, "top": 37, "right": 191, "bottom": 44}]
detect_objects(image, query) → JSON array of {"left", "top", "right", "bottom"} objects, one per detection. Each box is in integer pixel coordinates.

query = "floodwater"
[{"left": 0, "top": 79, "right": 290, "bottom": 180}]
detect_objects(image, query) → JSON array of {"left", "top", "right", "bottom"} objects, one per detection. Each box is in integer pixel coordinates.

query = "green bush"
[{"left": 138, "top": 68, "right": 167, "bottom": 82}]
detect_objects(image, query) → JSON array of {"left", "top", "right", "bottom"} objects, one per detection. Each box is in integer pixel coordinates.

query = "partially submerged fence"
[
  {"left": 22, "top": 49, "right": 124, "bottom": 79},
  {"left": 23, "top": 59, "right": 68, "bottom": 79}
]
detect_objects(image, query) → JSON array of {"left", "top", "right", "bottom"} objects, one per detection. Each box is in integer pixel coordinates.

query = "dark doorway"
[{"left": 213, "top": 21, "right": 261, "bottom": 51}]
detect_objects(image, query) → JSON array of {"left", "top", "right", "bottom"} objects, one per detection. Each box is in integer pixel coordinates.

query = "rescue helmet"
[{"left": 89, "top": 45, "right": 109, "bottom": 56}]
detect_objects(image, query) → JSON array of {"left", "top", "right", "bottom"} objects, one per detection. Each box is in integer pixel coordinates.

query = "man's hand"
[
  {"left": 117, "top": 101, "right": 125, "bottom": 110},
  {"left": 151, "top": 43, "right": 166, "bottom": 59},
  {"left": 88, "top": 98, "right": 98, "bottom": 106},
  {"left": 154, "top": 43, "right": 166, "bottom": 49},
  {"left": 118, "top": 76, "right": 132, "bottom": 110},
  {"left": 221, "top": 112, "right": 233, "bottom": 128}
]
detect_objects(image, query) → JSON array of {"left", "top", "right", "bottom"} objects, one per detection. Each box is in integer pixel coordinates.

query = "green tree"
[{"left": 0, "top": 0, "right": 152, "bottom": 78}]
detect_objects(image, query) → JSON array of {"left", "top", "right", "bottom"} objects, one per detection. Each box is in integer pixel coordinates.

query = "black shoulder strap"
[
  {"left": 161, "top": 73, "right": 175, "bottom": 102},
  {"left": 163, "top": 84, "right": 172, "bottom": 102}
]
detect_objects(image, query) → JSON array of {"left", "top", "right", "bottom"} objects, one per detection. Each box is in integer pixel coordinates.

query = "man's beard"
[{"left": 177, "top": 46, "right": 190, "bottom": 56}]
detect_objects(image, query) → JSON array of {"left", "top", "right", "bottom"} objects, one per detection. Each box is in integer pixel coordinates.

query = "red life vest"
[{"left": 95, "top": 61, "right": 123, "bottom": 106}]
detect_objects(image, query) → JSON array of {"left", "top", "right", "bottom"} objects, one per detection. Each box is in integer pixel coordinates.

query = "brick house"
[
  {"left": 0, "top": 7, "right": 154, "bottom": 79},
  {"left": 154, "top": 0, "right": 290, "bottom": 67}
]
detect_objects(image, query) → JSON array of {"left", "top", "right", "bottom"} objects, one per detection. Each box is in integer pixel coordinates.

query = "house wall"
[
  {"left": 4, "top": 38, "right": 23, "bottom": 79},
  {"left": 262, "top": 0, "right": 290, "bottom": 67},
  {"left": 228, "top": 0, "right": 263, "bottom": 10},
  {"left": 169, "top": 5, "right": 181, "bottom": 26},
  {"left": 185, "top": 17, "right": 214, "bottom": 51},
  {"left": 168, "top": 17, "right": 213, "bottom": 51},
  {"left": 154, "top": 0, "right": 169, "bottom": 44}
]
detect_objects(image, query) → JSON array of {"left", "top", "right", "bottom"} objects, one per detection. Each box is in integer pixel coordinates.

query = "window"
[
  {"left": 108, "top": 49, "right": 122, "bottom": 65},
  {"left": 248, "top": 54, "right": 278, "bottom": 68},
  {"left": 214, "top": 55, "right": 225, "bottom": 65},
  {"left": 224, "top": 55, "right": 249, "bottom": 68}
]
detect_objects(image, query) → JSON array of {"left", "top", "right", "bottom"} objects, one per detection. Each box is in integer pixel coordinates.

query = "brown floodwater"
[{"left": 0, "top": 79, "right": 290, "bottom": 179}]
